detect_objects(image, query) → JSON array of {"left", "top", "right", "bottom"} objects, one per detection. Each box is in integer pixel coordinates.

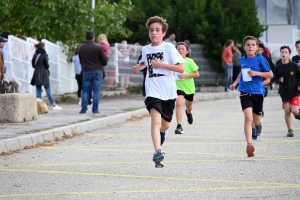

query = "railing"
[{"left": 3, "top": 35, "right": 144, "bottom": 96}]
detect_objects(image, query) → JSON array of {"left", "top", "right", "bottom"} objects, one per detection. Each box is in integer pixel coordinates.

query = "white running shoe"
[{"left": 52, "top": 104, "right": 62, "bottom": 110}]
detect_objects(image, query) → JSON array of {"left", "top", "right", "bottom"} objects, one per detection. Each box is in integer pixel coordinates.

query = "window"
[
  {"left": 266, "top": 0, "right": 295, "bottom": 25},
  {"left": 255, "top": 0, "right": 266, "bottom": 25}
]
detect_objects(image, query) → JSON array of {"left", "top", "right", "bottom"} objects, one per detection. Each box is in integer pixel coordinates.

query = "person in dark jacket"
[
  {"left": 31, "top": 42, "right": 62, "bottom": 110},
  {"left": 274, "top": 46, "right": 300, "bottom": 137},
  {"left": 78, "top": 30, "right": 108, "bottom": 114}
]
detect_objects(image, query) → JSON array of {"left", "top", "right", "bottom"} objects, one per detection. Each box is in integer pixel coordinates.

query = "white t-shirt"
[{"left": 139, "top": 42, "right": 184, "bottom": 100}]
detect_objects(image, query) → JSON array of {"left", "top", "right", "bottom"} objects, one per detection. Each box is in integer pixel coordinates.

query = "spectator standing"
[
  {"left": 166, "top": 34, "right": 176, "bottom": 46},
  {"left": 222, "top": 39, "right": 234, "bottom": 92},
  {"left": 72, "top": 46, "right": 82, "bottom": 105},
  {"left": 30, "top": 42, "right": 62, "bottom": 110},
  {"left": 0, "top": 37, "right": 7, "bottom": 75},
  {"left": 232, "top": 43, "right": 241, "bottom": 89},
  {"left": 78, "top": 31, "right": 108, "bottom": 114},
  {"left": 0, "top": 46, "right": 4, "bottom": 93}
]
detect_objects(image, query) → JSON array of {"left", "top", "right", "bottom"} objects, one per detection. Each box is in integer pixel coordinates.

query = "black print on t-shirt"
[{"left": 146, "top": 52, "right": 165, "bottom": 78}]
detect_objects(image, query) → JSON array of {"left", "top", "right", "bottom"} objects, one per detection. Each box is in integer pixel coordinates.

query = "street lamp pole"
[{"left": 91, "top": 0, "right": 95, "bottom": 30}]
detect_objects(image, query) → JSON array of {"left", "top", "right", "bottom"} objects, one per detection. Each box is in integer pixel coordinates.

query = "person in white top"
[{"left": 132, "top": 16, "right": 184, "bottom": 168}]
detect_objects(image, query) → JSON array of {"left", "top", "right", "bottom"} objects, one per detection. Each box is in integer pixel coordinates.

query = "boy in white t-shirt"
[{"left": 132, "top": 16, "right": 184, "bottom": 168}]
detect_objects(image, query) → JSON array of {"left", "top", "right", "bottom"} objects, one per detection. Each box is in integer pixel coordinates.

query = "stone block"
[
  {"left": 31, "top": 133, "right": 44, "bottom": 145},
  {"left": 0, "top": 93, "right": 38, "bottom": 123},
  {"left": 4, "top": 138, "right": 21, "bottom": 152},
  {"left": 18, "top": 135, "right": 33, "bottom": 149},
  {"left": 0, "top": 140, "right": 7, "bottom": 153}
]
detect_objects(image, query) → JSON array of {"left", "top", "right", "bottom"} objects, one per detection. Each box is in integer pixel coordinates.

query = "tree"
[
  {"left": 124, "top": 0, "right": 264, "bottom": 72},
  {"left": 198, "top": 0, "right": 265, "bottom": 71},
  {"left": 0, "top": 0, "right": 133, "bottom": 49}
]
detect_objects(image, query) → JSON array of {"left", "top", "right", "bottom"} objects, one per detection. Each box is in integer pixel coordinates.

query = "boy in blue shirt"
[{"left": 230, "top": 36, "right": 273, "bottom": 157}]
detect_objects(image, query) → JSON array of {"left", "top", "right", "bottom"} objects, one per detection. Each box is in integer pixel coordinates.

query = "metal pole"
[{"left": 91, "top": 0, "right": 95, "bottom": 29}]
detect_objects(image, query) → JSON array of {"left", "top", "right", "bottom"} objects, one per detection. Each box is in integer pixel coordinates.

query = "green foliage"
[
  {"left": 198, "top": 0, "right": 265, "bottom": 72},
  {"left": 124, "top": 0, "right": 265, "bottom": 72},
  {"left": 127, "top": 85, "right": 143, "bottom": 94},
  {"left": 0, "top": 0, "right": 133, "bottom": 53}
]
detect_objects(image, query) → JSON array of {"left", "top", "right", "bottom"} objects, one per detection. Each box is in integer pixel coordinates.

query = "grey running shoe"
[
  {"left": 153, "top": 150, "right": 164, "bottom": 168},
  {"left": 175, "top": 126, "right": 184, "bottom": 134},
  {"left": 287, "top": 129, "right": 294, "bottom": 137},
  {"left": 256, "top": 123, "right": 262, "bottom": 136}
]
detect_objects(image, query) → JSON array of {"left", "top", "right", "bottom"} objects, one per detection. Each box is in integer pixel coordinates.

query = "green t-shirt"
[{"left": 176, "top": 57, "right": 199, "bottom": 94}]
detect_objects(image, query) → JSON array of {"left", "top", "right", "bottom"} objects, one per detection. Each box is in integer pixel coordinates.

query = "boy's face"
[
  {"left": 244, "top": 40, "right": 258, "bottom": 57},
  {"left": 149, "top": 22, "right": 166, "bottom": 45},
  {"left": 280, "top": 48, "right": 290, "bottom": 60},
  {"left": 257, "top": 47, "right": 264, "bottom": 55},
  {"left": 0, "top": 42, "right": 5, "bottom": 47},
  {"left": 296, "top": 43, "right": 300, "bottom": 54},
  {"left": 176, "top": 44, "right": 188, "bottom": 57}
]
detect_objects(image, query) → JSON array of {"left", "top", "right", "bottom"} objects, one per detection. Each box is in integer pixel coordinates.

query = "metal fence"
[{"left": 3, "top": 35, "right": 145, "bottom": 96}]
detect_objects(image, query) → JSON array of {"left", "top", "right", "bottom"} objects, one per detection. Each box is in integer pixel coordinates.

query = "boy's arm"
[
  {"left": 248, "top": 70, "right": 273, "bottom": 79},
  {"left": 181, "top": 70, "right": 200, "bottom": 79},
  {"left": 151, "top": 58, "right": 184, "bottom": 73},
  {"left": 263, "top": 78, "right": 270, "bottom": 86},
  {"left": 132, "top": 63, "right": 146, "bottom": 74},
  {"left": 229, "top": 72, "right": 241, "bottom": 90}
]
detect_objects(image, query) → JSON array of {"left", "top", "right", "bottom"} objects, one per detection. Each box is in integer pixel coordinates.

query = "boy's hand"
[
  {"left": 298, "top": 86, "right": 300, "bottom": 91},
  {"left": 132, "top": 65, "right": 139, "bottom": 74},
  {"left": 229, "top": 83, "right": 236, "bottom": 91},
  {"left": 247, "top": 70, "right": 256, "bottom": 77},
  {"left": 151, "top": 58, "right": 161, "bottom": 68},
  {"left": 178, "top": 73, "right": 185, "bottom": 79},
  {"left": 280, "top": 77, "right": 284, "bottom": 83}
]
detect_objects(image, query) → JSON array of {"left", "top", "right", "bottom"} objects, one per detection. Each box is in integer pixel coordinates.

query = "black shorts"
[
  {"left": 240, "top": 92, "right": 264, "bottom": 115},
  {"left": 177, "top": 90, "right": 194, "bottom": 102},
  {"left": 144, "top": 97, "right": 175, "bottom": 122}
]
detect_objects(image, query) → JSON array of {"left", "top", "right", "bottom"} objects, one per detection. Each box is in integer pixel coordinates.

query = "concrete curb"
[{"left": 0, "top": 90, "right": 279, "bottom": 154}]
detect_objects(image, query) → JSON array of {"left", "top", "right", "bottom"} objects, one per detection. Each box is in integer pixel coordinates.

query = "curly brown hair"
[{"left": 145, "top": 16, "right": 168, "bottom": 33}]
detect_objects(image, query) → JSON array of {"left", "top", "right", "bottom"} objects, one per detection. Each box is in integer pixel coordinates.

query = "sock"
[{"left": 177, "top": 124, "right": 181, "bottom": 128}]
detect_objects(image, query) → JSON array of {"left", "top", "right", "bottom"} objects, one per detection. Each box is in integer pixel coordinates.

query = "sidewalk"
[{"left": 0, "top": 89, "right": 279, "bottom": 154}]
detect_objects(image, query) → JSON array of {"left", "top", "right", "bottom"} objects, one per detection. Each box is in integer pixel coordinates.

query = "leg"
[
  {"left": 44, "top": 86, "right": 55, "bottom": 105},
  {"left": 228, "top": 67, "right": 233, "bottom": 89},
  {"left": 80, "top": 71, "right": 92, "bottom": 113},
  {"left": 36, "top": 85, "right": 42, "bottom": 99},
  {"left": 107, "top": 69, "right": 116, "bottom": 88},
  {"left": 150, "top": 108, "right": 163, "bottom": 151},
  {"left": 284, "top": 104, "right": 292, "bottom": 130},
  {"left": 223, "top": 64, "right": 229, "bottom": 91},
  {"left": 185, "top": 100, "right": 193, "bottom": 115},
  {"left": 175, "top": 95, "right": 184, "bottom": 125},
  {"left": 243, "top": 107, "right": 253, "bottom": 145},
  {"left": 92, "top": 71, "right": 102, "bottom": 113},
  {"left": 75, "top": 74, "right": 82, "bottom": 103}
]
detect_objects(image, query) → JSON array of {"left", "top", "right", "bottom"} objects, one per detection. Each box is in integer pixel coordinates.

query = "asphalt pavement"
[{"left": 1, "top": 89, "right": 300, "bottom": 199}]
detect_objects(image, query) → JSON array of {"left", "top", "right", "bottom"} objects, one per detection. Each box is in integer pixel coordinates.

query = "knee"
[
  {"left": 244, "top": 116, "right": 253, "bottom": 124},
  {"left": 176, "top": 101, "right": 182, "bottom": 109},
  {"left": 161, "top": 122, "right": 170, "bottom": 130}
]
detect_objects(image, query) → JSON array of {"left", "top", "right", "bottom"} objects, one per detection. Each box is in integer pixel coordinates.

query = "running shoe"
[
  {"left": 287, "top": 129, "right": 294, "bottom": 137},
  {"left": 252, "top": 128, "right": 257, "bottom": 140},
  {"left": 175, "top": 126, "right": 184, "bottom": 134},
  {"left": 153, "top": 149, "right": 164, "bottom": 168},
  {"left": 186, "top": 110, "right": 193, "bottom": 124},
  {"left": 256, "top": 123, "right": 262, "bottom": 136},
  {"left": 246, "top": 144, "right": 255, "bottom": 157}
]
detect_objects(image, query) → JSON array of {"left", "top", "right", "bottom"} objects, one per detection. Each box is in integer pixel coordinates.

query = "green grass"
[
  {"left": 123, "top": 107, "right": 139, "bottom": 112},
  {"left": 78, "top": 119, "right": 90, "bottom": 123}
]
